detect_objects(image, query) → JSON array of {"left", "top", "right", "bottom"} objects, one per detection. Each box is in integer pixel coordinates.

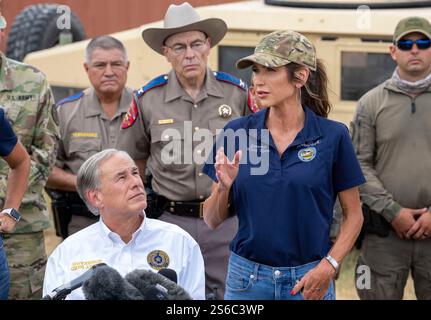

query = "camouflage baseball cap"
[
  {"left": 393, "top": 16, "right": 431, "bottom": 42},
  {"left": 236, "top": 30, "right": 316, "bottom": 71}
]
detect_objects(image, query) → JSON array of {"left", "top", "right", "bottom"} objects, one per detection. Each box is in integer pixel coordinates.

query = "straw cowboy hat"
[{"left": 142, "top": 2, "right": 227, "bottom": 55}]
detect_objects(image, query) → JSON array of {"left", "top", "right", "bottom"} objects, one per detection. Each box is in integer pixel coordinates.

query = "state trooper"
[
  {"left": 117, "top": 2, "right": 255, "bottom": 299},
  {"left": 46, "top": 36, "right": 133, "bottom": 237},
  {"left": 0, "top": 13, "right": 59, "bottom": 299}
]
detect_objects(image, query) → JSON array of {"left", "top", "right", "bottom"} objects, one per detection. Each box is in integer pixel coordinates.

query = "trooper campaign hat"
[{"left": 142, "top": 2, "right": 227, "bottom": 55}]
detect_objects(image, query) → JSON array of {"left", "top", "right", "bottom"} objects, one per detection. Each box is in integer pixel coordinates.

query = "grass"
[{"left": 335, "top": 249, "right": 417, "bottom": 300}]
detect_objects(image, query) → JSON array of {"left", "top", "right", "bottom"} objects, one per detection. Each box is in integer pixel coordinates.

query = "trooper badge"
[
  {"left": 147, "top": 250, "right": 170, "bottom": 270},
  {"left": 218, "top": 104, "right": 232, "bottom": 118}
]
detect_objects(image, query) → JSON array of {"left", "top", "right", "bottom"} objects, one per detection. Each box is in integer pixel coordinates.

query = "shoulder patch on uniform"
[
  {"left": 247, "top": 88, "right": 259, "bottom": 113},
  {"left": 121, "top": 97, "right": 139, "bottom": 129},
  {"left": 135, "top": 74, "right": 168, "bottom": 100},
  {"left": 214, "top": 71, "right": 247, "bottom": 91},
  {"left": 56, "top": 91, "right": 84, "bottom": 106}
]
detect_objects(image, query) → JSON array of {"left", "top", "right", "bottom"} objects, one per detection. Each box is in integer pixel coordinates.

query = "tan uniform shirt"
[
  {"left": 117, "top": 68, "right": 250, "bottom": 201},
  {"left": 56, "top": 87, "right": 133, "bottom": 174}
]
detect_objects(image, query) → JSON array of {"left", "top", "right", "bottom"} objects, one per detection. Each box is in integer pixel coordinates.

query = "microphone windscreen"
[
  {"left": 82, "top": 265, "right": 143, "bottom": 300},
  {"left": 144, "top": 286, "right": 169, "bottom": 300},
  {"left": 125, "top": 269, "right": 192, "bottom": 300},
  {"left": 158, "top": 268, "right": 177, "bottom": 284}
]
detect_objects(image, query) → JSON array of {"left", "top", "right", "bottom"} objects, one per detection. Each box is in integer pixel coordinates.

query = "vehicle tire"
[{"left": 6, "top": 3, "right": 86, "bottom": 61}]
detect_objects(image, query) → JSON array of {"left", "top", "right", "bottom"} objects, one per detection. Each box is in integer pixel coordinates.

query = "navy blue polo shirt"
[
  {"left": 0, "top": 108, "right": 17, "bottom": 157},
  {"left": 203, "top": 107, "right": 365, "bottom": 267}
]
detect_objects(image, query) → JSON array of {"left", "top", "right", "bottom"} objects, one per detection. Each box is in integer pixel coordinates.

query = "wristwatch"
[
  {"left": 324, "top": 255, "right": 339, "bottom": 272},
  {"left": 1, "top": 208, "right": 21, "bottom": 222}
]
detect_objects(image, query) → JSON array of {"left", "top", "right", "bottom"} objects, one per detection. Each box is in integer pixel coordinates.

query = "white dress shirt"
[{"left": 43, "top": 213, "right": 205, "bottom": 300}]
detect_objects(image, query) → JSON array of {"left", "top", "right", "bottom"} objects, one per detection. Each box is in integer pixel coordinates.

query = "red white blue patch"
[
  {"left": 248, "top": 88, "right": 259, "bottom": 113},
  {"left": 121, "top": 98, "right": 138, "bottom": 129}
]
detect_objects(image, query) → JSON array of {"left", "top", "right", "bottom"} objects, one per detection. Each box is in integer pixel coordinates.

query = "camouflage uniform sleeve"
[
  {"left": 351, "top": 100, "right": 401, "bottom": 223},
  {"left": 28, "top": 78, "right": 59, "bottom": 190}
]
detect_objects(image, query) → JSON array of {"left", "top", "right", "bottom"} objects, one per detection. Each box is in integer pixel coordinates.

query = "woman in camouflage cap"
[{"left": 202, "top": 30, "right": 364, "bottom": 300}]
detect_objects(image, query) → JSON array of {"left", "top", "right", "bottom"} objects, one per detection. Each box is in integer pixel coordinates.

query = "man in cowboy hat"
[{"left": 117, "top": 2, "right": 254, "bottom": 299}]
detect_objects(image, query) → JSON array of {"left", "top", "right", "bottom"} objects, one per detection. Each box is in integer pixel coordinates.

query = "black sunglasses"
[{"left": 396, "top": 39, "right": 431, "bottom": 51}]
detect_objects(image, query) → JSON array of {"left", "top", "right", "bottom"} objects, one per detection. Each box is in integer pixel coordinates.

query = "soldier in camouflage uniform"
[
  {"left": 0, "top": 107, "right": 31, "bottom": 300},
  {"left": 0, "top": 14, "right": 59, "bottom": 299}
]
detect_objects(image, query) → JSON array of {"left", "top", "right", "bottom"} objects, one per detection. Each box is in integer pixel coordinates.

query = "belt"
[{"left": 156, "top": 195, "right": 204, "bottom": 218}]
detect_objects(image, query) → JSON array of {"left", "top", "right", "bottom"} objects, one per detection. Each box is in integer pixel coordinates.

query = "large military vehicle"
[{"left": 21, "top": 0, "right": 431, "bottom": 124}]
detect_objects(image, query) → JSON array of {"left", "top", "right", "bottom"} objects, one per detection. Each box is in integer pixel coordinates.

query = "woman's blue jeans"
[
  {"left": 224, "top": 252, "right": 335, "bottom": 300},
  {"left": 0, "top": 239, "right": 10, "bottom": 300}
]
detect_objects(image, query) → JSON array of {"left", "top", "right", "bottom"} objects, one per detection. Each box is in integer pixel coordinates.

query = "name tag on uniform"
[
  {"left": 72, "top": 132, "right": 98, "bottom": 138},
  {"left": 158, "top": 119, "right": 174, "bottom": 125},
  {"left": 70, "top": 259, "right": 104, "bottom": 271}
]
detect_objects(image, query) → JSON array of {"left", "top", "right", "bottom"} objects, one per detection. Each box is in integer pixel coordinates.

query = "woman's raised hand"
[{"left": 214, "top": 148, "right": 242, "bottom": 192}]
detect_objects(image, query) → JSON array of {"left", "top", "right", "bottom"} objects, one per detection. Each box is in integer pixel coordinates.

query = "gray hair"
[
  {"left": 85, "top": 35, "right": 128, "bottom": 64},
  {"left": 77, "top": 149, "right": 133, "bottom": 215}
]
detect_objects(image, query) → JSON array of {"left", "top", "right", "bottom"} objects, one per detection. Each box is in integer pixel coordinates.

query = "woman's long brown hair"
[{"left": 286, "top": 59, "right": 331, "bottom": 118}]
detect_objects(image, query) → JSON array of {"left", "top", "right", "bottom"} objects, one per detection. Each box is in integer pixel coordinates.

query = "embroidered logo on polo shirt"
[
  {"left": 298, "top": 147, "right": 317, "bottom": 162},
  {"left": 147, "top": 250, "right": 170, "bottom": 270},
  {"left": 297, "top": 139, "right": 321, "bottom": 149}
]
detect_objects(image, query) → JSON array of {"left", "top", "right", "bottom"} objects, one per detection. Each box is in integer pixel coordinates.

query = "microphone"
[
  {"left": 158, "top": 268, "right": 177, "bottom": 284},
  {"left": 130, "top": 269, "right": 178, "bottom": 300},
  {"left": 126, "top": 269, "right": 192, "bottom": 300},
  {"left": 81, "top": 265, "right": 192, "bottom": 300},
  {"left": 82, "top": 265, "right": 144, "bottom": 300},
  {"left": 42, "top": 263, "right": 107, "bottom": 300},
  {"left": 143, "top": 286, "right": 169, "bottom": 300}
]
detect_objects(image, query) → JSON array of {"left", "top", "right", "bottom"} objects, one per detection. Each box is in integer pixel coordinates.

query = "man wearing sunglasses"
[{"left": 352, "top": 16, "right": 431, "bottom": 300}]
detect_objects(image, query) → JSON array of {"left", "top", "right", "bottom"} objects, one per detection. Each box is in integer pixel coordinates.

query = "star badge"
[{"left": 218, "top": 104, "right": 232, "bottom": 118}]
